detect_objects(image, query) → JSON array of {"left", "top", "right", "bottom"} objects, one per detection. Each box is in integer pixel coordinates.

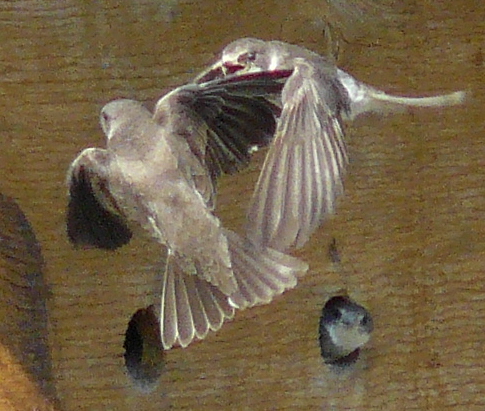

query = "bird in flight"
[
  {"left": 196, "top": 37, "right": 467, "bottom": 252},
  {"left": 66, "top": 70, "right": 308, "bottom": 349}
]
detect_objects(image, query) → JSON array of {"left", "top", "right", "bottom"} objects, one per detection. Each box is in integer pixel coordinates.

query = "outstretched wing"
[
  {"left": 66, "top": 147, "right": 132, "bottom": 250},
  {"left": 169, "top": 70, "right": 291, "bottom": 182},
  {"left": 246, "top": 60, "right": 349, "bottom": 251}
]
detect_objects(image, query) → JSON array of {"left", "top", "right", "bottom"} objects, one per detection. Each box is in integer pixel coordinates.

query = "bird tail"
[
  {"left": 159, "top": 231, "right": 308, "bottom": 349},
  {"left": 224, "top": 229, "right": 309, "bottom": 309},
  {"left": 159, "top": 252, "right": 235, "bottom": 349}
]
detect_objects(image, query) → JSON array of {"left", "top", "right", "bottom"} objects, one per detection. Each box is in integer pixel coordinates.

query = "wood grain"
[{"left": 0, "top": 0, "right": 483, "bottom": 409}]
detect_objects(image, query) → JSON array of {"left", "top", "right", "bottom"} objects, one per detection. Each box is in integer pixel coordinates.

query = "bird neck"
[{"left": 108, "top": 121, "right": 161, "bottom": 161}]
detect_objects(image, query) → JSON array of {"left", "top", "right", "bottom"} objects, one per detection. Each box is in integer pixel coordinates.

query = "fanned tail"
[
  {"left": 224, "top": 229, "right": 309, "bottom": 309},
  {"left": 159, "top": 231, "right": 309, "bottom": 348},
  {"left": 160, "top": 252, "right": 235, "bottom": 349}
]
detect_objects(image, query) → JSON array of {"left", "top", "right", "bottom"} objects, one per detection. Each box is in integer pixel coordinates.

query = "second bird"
[{"left": 197, "top": 38, "right": 467, "bottom": 252}]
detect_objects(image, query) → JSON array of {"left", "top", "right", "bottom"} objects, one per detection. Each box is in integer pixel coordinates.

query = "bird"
[
  {"left": 66, "top": 70, "right": 309, "bottom": 349},
  {"left": 195, "top": 37, "right": 467, "bottom": 252},
  {"left": 318, "top": 295, "right": 373, "bottom": 366}
]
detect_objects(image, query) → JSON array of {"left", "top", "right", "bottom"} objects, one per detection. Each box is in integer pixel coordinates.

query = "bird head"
[
  {"left": 100, "top": 99, "right": 149, "bottom": 140},
  {"left": 221, "top": 38, "right": 285, "bottom": 74},
  {"left": 320, "top": 296, "right": 373, "bottom": 357}
]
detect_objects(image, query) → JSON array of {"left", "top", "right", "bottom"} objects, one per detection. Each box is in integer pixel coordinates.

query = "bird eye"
[
  {"left": 238, "top": 51, "right": 257, "bottom": 64},
  {"left": 102, "top": 112, "right": 109, "bottom": 123},
  {"left": 361, "top": 314, "right": 373, "bottom": 329},
  {"left": 325, "top": 307, "right": 341, "bottom": 322}
]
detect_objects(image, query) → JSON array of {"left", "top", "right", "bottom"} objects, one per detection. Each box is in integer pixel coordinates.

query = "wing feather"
[
  {"left": 246, "top": 61, "right": 348, "bottom": 251},
  {"left": 170, "top": 71, "right": 291, "bottom": 181},
  {"left": 66, "top": 147, "right": 132, "bottom": 250}
]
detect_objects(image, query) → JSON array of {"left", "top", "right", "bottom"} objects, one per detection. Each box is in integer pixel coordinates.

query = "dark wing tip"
[
  {"left": 66, "top": 165, "right": 132, "bottom": 250},
  {"left": 183, "top": 69, "right": 293, "bottom": 178}
]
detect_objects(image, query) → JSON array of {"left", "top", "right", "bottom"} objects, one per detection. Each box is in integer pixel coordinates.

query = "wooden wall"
[{"left": 0, "top": 0, "right": 483, "bottom": 409}]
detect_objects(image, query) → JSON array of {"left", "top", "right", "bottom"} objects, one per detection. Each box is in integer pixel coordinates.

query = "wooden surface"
[{"left": 0, "top": 0, "right": 484, "bottom": 409}]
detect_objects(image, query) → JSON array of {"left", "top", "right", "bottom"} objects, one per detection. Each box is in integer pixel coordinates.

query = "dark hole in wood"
[{"left": 124, "top": 305, "right": 165, "bottom": 389}]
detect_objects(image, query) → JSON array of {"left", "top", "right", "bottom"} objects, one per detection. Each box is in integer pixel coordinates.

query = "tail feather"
[
  {"left": 180, "top": 274, "right": 207, "bottom": 338},
  {"left": 159, "top": 231, "right": 308, "bottom": 348},
  {"left": 160, "top": 253, "right": 235, "bottom": 349},
  {"left": 224, "top": 230, "right": 309, "bottom": 309}
]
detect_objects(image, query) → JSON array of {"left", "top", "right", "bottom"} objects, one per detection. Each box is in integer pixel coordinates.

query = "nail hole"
[{"left": 328, "top": 237, "right": 341, "bottom": 263}]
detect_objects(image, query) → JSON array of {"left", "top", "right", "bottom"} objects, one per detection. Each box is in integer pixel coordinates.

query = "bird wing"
[
  {"left": 171, "top": 70, "right": 291, "bottom": 182},
  {"left": 66, "top": 147, "right": 132, "bottom": 250},
  {"left": 246, "top": 61, "right": 348, "bottom": 251}
]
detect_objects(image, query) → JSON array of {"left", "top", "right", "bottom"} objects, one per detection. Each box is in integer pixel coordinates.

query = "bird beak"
[
  {"left": 222, "top": 61, "right": 247, "bottom": 75},
  {"left": 194, "top": 60, "right": 253, "bottom": 84},
  {"left": 193, "top": 60, "right": 226, "bottom": 83}
]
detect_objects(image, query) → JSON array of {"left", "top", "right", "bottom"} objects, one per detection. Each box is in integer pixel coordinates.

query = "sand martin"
[
  {"left": 319, "top": 295, "right": 373, "bottom": 365},
  {"left": 196, "top": 38, "right": 466, "bottom": 251},
  {"left": 67, "top": 71, "right": 308, "bottom": 349}
]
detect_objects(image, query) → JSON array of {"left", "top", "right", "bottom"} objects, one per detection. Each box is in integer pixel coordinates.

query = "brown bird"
[
  {"left": 196, "top": 38, "right": 467, "bottom": 252},
  {"left": 66, "top": 71, "right": 308, "bottom": 349}
]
